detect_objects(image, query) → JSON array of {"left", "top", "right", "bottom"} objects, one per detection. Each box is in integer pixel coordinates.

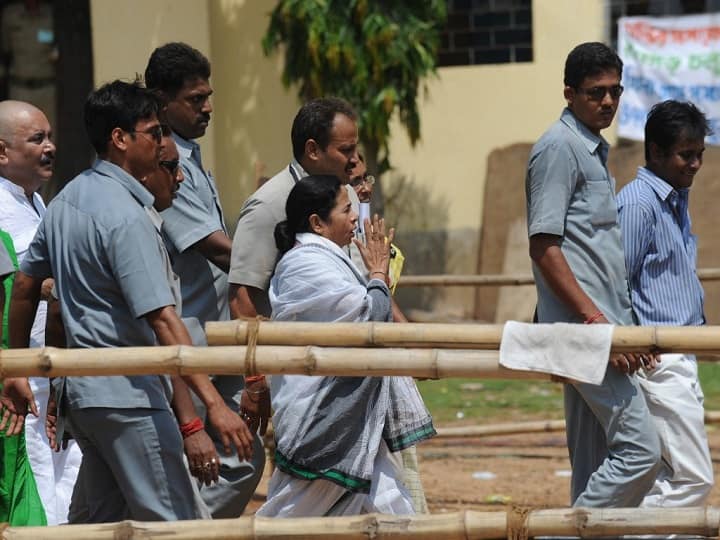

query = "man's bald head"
[
  {"left": 0, "top": 101, "right": 44, "bottom": 141},
  {"left": 0, "top": 100, "right": 55, "bottom": 196}
]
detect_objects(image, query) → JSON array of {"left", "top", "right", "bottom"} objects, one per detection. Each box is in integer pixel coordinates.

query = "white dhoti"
[{"left": 639, "top": 354, "right": 713, "bottom": 507}]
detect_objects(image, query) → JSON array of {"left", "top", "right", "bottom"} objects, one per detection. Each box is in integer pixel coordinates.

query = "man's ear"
[
  {"left": 308, "top": 213, "right": 323, "bottom": 235},
  {"left": 563, "top": 86, "right": 575, "bottom": 106},
  {"left": 157, "top": 92, "right": 171, "bottom": 115},
  {"left": 0, "top": 140, "right": 8, "bottom": 166},
  {"left": 647, "top": 142, "right": 663, "bottom": 164},
  {"left": 110, "top": 127, "right": 129, "bottom": 152},
  {"left": 305, "top": 139, "right": 320, "bottom": 162}
]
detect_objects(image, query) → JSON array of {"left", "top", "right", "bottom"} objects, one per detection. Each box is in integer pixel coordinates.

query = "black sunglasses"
[
  {"left": 575, "top": 84, "right": 624, "bottom": 101},
  {"left": 129, "top": 123, "right": 172, "bottom": 145},
  {"left": 159, "top": 159, "right": 180, "bottom": 175}
]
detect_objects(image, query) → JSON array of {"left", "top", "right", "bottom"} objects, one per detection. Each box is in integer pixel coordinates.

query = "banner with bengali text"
[{"left": 618, "top": 13, "right": 720, "bottom": 145}]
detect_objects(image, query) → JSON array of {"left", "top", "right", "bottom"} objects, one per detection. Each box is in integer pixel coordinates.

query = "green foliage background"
[{"left": 263, "top": 0, "right": 446, "bottom": 197}]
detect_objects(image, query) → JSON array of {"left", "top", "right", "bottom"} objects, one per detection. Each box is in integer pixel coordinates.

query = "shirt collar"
[
  {"left": 0, "top": 176, "right": 26, "bottom": 198},
  {"left": 172, "top": 132, "right": 195, "bottom": 160},
  {"left": 144, "top": 206, "right": 164, "bottom": 233},
  {"left": 92, "top": 159, "right": 155, "bottom": 208},
  {"left": 289, "top": 159, "right": 309, "bottom": 182},
  {"left": 0, "top": 176, "right": 45, "bottom": 211},
  {"left": 560, "top": 107, "right": 609, "bottom": 157},
  {"left": 636, "top": 167, "right": 677, "bottom": 202}
]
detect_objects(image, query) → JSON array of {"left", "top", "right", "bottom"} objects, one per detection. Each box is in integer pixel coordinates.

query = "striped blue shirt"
[{"left": 617, "top": 167, "right": 704, "bottom": 326}]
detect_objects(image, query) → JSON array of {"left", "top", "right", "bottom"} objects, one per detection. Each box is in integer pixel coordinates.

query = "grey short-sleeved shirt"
[
  {"left": 229, "top": 161, "right": 306, "bottom": 317},
  {"left": 0, "top": 240, "right": 13, "bottom": 279},
  {"left": 526, "top": 108, "right": 633, "bottom": 325},
  {"left": 160, "top": 134, "right": 229, "bottom": 328},
  {"left": 229, "top": 161, "right": 361, "bottom": 317},
  {"left": 21, "top": 160, "right": 177, "bottom": 410}
]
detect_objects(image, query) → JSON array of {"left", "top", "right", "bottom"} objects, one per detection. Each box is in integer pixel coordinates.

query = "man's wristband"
[
  {"left": 584, "top": 311, "right": 604, "bottom": 324},
  {"left": 244, "top": 374, "right": 266, "bottom": 385},
  {"left": 179, "top": 417, "right": 204, "bottom": 439}
]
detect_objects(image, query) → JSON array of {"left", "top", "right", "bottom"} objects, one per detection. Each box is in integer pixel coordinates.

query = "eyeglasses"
[
  {"left": 349, "top": 174, "right": 375, "bottom": 188},
  {"left": 128, "top": 123, "right": 171, "bottom": 145},
  {"left": 575, "top": 85, "right": 624, "bottom": 101},
  {"left": 159, "top": 159, "right": 180, "bottom": 175}
]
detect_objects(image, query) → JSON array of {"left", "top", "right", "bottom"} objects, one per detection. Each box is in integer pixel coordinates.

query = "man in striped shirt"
[{"left": 617, "top": 100, "right": 713, "bottom": 507}]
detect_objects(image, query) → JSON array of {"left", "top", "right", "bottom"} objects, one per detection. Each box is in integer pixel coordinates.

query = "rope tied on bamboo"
[
  {"left": 39, "top": 348, "right": 53, "bottom": 374},
  {"left": 507, "top": 505, "right": 530, "bottom": 540}
]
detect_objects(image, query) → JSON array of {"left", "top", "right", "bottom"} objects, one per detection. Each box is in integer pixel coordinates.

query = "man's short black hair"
[
  {"left": 564, "top": 42, "right": 623, "bottom": 89},
  {"left": 645, "top": 100, "right": 712, "bottom": 161},
  {"left": 291, "top": 97, "right": 357, "bottom": 162},
  {"left": 84, "top": 80, "right": 162, "bottom": 155},
  {"left": 144, "top": 42, "right": 211, "bottom": 96}
]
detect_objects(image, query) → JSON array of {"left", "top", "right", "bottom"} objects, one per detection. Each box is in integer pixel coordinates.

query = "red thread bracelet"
[
  {"left": 245, "top": 375, "right": 266, "bottom": 385},
  {"left": 584, "top": 311, "right": 604, "bottom": 325},
  {"left": 179, "top": 417, "right": 204, "bottom": 439}
]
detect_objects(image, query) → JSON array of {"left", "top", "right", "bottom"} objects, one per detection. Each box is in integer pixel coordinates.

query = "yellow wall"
[
  {"left": 207, "top": 0, "right": 299, "bottom": 227},
  {"left": 89, "top": 0, "right": 217, "bottom": 174},
  {"left": 387, "top": 0, "right": 608, "bottom": 232}
]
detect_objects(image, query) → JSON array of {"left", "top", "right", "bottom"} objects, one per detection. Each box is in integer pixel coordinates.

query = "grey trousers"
[
  {"left": 194, "top": 375, "right": 265, "bottom": 518},
  {"left": 564, "top": 366, "right": 662, "bottom": 507},
  {"left": 67, "top": 407, "right": 200, "bottom": 522}
]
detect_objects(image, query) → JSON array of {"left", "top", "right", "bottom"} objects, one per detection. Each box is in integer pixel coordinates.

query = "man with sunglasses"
[
  {"left": 525, "top": 42, "right": 661, "bottom": 508},
  {"left": 144, "top": 42, "right": 263, "bottom": 518},
  {"left": 8, "top": 80, "right": 246, "bottom": 522},
  {"left": 617, "top": 100, "right": 713, "bottom": 507}
]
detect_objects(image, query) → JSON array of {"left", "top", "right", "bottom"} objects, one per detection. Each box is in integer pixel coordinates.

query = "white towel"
[{"left": 499, "top": 321, "right": 613, "bottom": 385}]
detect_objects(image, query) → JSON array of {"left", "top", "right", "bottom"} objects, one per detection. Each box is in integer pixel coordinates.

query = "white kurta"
[{"left": 0, "top": 176, "right": 81, "bottom": 524}]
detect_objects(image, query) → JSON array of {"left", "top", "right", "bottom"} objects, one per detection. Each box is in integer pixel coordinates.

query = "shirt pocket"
[{"left": 583, "top": 178, "right": 617, "bottom": 226}]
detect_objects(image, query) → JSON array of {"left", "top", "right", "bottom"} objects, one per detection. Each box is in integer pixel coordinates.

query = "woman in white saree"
[{"left": 256, "top": 175, "right": 435, "bottom": 517}]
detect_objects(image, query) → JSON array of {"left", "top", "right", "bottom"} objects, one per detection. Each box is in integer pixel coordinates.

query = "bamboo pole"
[
  {"left": 398, "top": 273, "right": 535, "bottom": 287},
  {"left": 0, "top": 346, "right": 537, "bottom": 379},
  {"left": 2, "top": 507, "right": 718, "bottom": 539},
  {"left": 397, "top": 268, "right": 720, "bottom": 287},
  {"left": 436, "top": 420, "right": 567, "bottom": 438},
  {"left": 6, "top": 324, "right": 720, "bottom": 378},
  {"left": 434, "top": 410, "right": 720, "bottom": 438},
  {"left": 206, "top": 320, "right": 720, "bottom": 354}
]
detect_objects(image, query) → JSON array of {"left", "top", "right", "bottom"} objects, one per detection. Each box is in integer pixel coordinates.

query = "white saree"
[{"left": 256, "top": 233, "right": 435, "bottom": 517}]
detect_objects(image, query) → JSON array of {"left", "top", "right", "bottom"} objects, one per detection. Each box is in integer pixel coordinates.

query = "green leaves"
[{"left": 263, "top": 0, "right": 446, "bottom": 174}]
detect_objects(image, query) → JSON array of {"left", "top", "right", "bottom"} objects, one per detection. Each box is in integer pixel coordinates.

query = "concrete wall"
[
  {"left": 207, "top": 1, "right": 299, "bottom": 229},
  {"left": 387, "top": 0, "right": 607, "bottom": 233}
]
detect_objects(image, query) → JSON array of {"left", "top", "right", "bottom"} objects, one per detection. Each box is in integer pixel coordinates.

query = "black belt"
[{"left": 9, "top": 76, "right": 55, "bottom": 89}]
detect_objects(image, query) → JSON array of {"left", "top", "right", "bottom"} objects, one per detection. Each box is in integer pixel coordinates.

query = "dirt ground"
[{"left": 246, "top": 425, "right": 720, "bottom": 515}]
